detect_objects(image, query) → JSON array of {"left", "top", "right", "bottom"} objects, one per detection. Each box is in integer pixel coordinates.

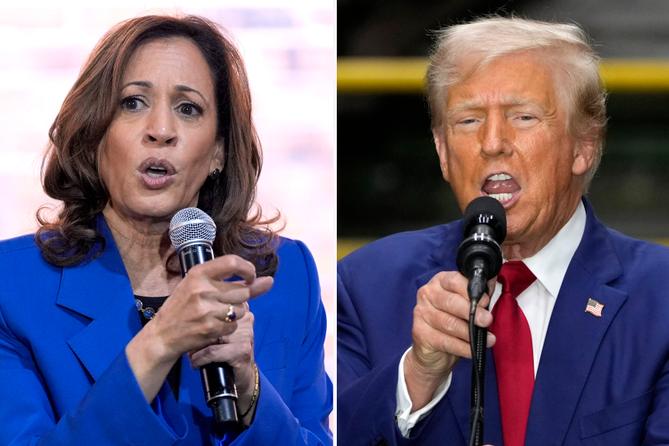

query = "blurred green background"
[{"left": 337, "top": 0, "right": 669, "bottom": 258}]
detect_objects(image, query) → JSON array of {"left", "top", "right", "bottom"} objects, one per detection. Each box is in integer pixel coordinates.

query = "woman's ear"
[{"left": 210, "top": 142, "right": 225, "bottom": 173}]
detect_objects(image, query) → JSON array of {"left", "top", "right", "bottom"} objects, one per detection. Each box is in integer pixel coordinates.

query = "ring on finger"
[{"left": 224, "top": 304, "right": 237, "bottom": 323}]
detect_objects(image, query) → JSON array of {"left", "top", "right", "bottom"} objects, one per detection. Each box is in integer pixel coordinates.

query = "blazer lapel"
[
  {"left": 56, "top": 217, "right": 140, "bottom": 382},
  {"left": 526, "top": 201, "right": 628, "bottom": 445}
]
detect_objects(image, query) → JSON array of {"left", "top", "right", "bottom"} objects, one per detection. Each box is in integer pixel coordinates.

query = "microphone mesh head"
[
  {"left": 463, "top": 196, "right": 507, "bottom": 243},
  {"left": 169, "top": 207, "right": 217, "bottom": 250}
]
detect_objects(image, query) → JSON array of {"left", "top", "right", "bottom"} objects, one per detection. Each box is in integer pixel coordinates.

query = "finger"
[
  {"left": 421, "top": 307, "right": 471, "bottom": 342},
  {"left": 472, "top": 299, "right": 493, "bottom": 328},
  {"left": 209, "top": 282, "right": 253, "bottom": 305},
  {"left": 425, "top": 288, "right": 470, "bottom": 320},
  {"left": 189, "top": 342, "right": 251, "bottom": 368},
  {"left": 193, "top": 255, "right": 257, "bottom": 283},
  {"left": 429, "top": 280, "right": 493, "bottom": 328},
  {"left": 487, "top": 331, "right": 496, "bottom": 348},
  {"left": 214, "top": 302, "right": 248, "bottom": 323},
  {"left": 435, "top": 271, "right": 469, "bottom": 297},
  {"left": 248, "top": 276, "right": 273, "bottom": 298},
  {"left": 213, "top": 314, "right": 253, "bottom": 345},
  {"left": 487, "top": 277, "right": 498, "bottom": 296},
  {"left": 208, "top": 282, "right": 267, "bottom": 307},
  {"left": 416, "top": 322, "right": 473, "bottom": 359}
]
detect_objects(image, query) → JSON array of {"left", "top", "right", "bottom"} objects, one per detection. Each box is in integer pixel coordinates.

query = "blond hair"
[{"left": 426, "top": 16, "right": 607, "bottom": 186}]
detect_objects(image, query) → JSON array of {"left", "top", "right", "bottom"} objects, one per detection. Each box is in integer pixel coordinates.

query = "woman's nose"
[{"left": 143, "top": 105, "right": 177, "bottom": 146}]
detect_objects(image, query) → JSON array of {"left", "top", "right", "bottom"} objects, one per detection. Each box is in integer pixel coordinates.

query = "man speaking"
[{"left": 338, "top": 16, "right": 669, "bottom": 445}]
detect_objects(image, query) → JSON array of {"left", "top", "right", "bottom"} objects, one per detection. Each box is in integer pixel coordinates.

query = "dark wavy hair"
[{"left": 36, "top": 15, "right": 279, "bottom": 276}]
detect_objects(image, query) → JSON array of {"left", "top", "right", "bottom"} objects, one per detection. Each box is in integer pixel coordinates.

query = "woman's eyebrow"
[{"left": 121, "top": 81, "right": 209, "bottom": 106}]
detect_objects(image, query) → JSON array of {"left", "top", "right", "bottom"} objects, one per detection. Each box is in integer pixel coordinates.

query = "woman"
[{"left": 0, "top": 15, "right": 331, "bottom": 445}]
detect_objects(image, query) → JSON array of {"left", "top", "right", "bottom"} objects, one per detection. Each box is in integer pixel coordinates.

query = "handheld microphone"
[
  {"left": 457, "top": 196, "right": 506, "bottom": 301},
  {"left": 169, "top": 207, "right": 239, "bottom": 429},
  {"left": 455, "top": 196, "right": 506, "bottom": 446}
]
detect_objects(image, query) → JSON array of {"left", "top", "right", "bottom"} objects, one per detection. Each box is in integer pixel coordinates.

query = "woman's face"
[{"left": 99, "top": 36, "right": 221, "bottom": 224}]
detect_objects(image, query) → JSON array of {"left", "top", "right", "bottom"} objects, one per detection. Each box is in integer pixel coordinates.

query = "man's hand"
[{"left": 404, "top": 270, "right": 495, "bottom": 410}]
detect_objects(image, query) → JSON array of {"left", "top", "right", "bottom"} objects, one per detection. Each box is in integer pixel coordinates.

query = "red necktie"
[{"left": 490, "top": 261, "right": 536, "bottom": 446}]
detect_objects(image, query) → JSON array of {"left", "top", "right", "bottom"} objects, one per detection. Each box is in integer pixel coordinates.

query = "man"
[{"left": 338, "top": 17, "right": 669, "bottom": 445}]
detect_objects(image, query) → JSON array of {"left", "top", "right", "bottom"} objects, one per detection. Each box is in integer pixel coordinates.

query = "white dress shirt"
[{"left": 395, "top": 202, "right": 587, "bottom": 437}]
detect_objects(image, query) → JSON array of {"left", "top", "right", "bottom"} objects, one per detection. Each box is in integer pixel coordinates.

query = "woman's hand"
[
  {"left": 189, "top": 304, "right": 258, "bottom": 423},
  {"left": 125, "top": 255, "right": 273, "bottom": 403},
  {"left": 150, "top": 255, "right": 272, "bottom": 361}
]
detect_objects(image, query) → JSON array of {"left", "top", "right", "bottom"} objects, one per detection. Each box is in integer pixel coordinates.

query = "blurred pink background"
[{"left": 0, "top": 0, "right": 335, "bottom": 423}]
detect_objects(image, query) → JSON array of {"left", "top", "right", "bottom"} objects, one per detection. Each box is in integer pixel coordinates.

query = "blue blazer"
[
  {"left": 338, "top": 199, "right": 669, "bottom": 445},
  {"left": 0, "top": 218, "right": 332, "bottom": 445}
]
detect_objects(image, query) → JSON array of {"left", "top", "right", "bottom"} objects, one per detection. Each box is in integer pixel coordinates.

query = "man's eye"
[
  {"left": 512, "top": 114, "right": 538, "bottom": 127},
  {"left": 458, "top": 118, "right": 479, "bottom": 125}
]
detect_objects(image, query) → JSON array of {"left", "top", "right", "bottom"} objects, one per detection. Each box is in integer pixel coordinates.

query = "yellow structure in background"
[{"left": 338, "top": 58, "right": 669, "bottom": 93}]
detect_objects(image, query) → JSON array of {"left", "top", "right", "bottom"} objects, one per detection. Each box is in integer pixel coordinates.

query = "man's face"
[{"left": 435, "top": 51, "right": 595, "bottom": 258}]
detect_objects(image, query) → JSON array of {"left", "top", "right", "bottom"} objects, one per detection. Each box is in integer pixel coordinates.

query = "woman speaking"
[{"left": 0, "top": 15, "right": 331, "bottom": 445}]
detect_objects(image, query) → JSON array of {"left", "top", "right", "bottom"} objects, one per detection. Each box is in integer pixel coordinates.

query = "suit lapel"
[
  {"left": 56, "top": 217, "right": 140, "bottom": 381},
  {"left": 526, "top": 201, "right": 628, "bottom": 445},
  {"left": 414, "top": 220, "right": 464, "bottom": 289}
]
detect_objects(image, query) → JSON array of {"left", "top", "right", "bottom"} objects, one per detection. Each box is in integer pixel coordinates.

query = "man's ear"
[
  {"left": 433, "top": 129, "right": 450, "bottom": 181},
  {"left": 572, "top": 136, "right": 597, "bottom": 177}
]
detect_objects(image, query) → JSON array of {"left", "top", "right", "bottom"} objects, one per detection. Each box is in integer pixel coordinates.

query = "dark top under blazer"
[
  {"left": 0, "top": 216, "right": 332, "bottom": 445},
  {"left": 338, "top": 199, "right": 669, "bottom": 445}
]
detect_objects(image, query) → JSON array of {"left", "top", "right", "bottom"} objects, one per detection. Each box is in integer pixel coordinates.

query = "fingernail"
[{"left": 486, "top": 332, "right": 496, "bottom": 347}]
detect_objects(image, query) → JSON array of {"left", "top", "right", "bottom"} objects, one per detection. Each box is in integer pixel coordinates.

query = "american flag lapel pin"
[{"left": 585, "top": 298, "right": 604, "bottom": 317}]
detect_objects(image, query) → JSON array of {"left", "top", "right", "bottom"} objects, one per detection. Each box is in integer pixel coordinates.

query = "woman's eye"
[
  {"left": 120, "top": 96, "right": 146, "bottom": 111},
  {"left": 178, "top": 103, "right": 202, "bottom": 117}
]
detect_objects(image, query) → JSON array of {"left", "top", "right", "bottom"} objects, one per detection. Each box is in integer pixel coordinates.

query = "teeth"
[
  {"left": 146, "top": 166, "right": 167, "bottom": 177},
  {"left": 488, "top": 193, "right": 513, "bottom": 202},
  {"left": 487, "top": 173, "right": 512, "bottom": 181}
]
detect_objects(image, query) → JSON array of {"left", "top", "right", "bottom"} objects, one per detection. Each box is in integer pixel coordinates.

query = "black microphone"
[
  {"left": 457, "top": 196, "right": 506, "bottom": 299},
  {"left": 456, "top": 196, "right": 506, "bottom": 446},
  {"left": 169, "top": 207, "right": 240, "bottom": 430}
]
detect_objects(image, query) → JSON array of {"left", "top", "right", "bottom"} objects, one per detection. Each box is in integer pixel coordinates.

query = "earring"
[{"left": 208, "top": 168, "right": 221, "bottom": 181}]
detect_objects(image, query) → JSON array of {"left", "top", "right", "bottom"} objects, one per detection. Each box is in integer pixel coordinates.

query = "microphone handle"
[
  {"left": 178, "top": 243, "right": 240, "bottom": 429},
  {"left": 201, "top": 363, "right": 239, "bottom": 428}
]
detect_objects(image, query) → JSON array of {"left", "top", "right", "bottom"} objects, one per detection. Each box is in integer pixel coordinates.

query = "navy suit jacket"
[
  {"left": 338, "top": 200, "right": 669, "bottom": 445},
  {"left": 0, "top": 217, "right": 332, "bottom": 445}
]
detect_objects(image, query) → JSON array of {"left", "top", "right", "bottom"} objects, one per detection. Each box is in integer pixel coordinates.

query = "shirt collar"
[{"left": 521, "top": 200, "right": 586, "bottom": 298}]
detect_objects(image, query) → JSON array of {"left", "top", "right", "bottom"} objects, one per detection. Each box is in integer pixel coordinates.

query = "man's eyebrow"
[{"left": 446, "top": 97, "right": 541, "bottom": 118}]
